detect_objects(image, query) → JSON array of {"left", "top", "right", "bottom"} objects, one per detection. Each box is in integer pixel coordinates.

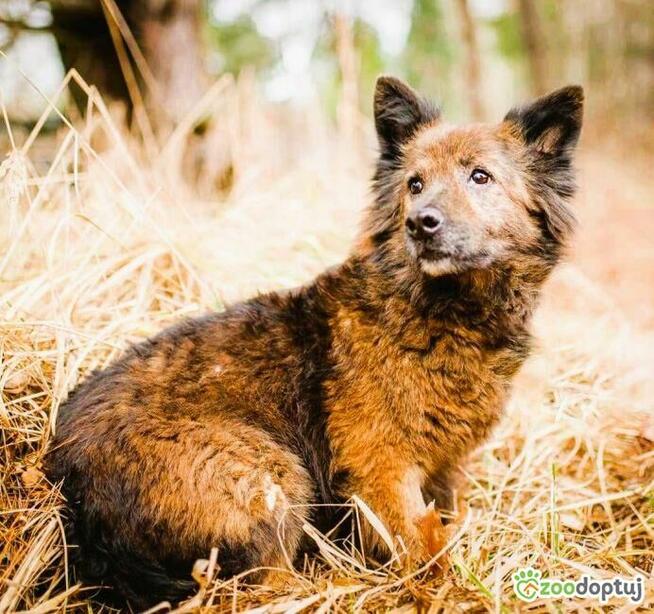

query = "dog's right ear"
[{"left": 374, "top": 76, "right": 439, "bottom": 161}]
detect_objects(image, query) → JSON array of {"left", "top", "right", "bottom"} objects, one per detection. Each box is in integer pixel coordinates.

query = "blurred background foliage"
[{"left": 1, "top": 0, "right": 652, "bottom": 143}]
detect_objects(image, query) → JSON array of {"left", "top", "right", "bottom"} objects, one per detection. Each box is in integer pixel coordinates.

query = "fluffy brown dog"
[{"left": 46, "top": 76, "right": 583, "bottom": 608}]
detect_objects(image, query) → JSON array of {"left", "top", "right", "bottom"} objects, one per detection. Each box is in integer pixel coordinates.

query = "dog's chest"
[{"left": 325, "top": 309, "right": 509, "bottom": 471}]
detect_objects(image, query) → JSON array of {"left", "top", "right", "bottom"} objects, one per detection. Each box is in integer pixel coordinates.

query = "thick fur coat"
[{"left": 46, "top": 76, "right": 584, "bottom": 608}]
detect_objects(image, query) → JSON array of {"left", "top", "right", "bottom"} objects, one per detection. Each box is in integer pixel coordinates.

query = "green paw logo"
[{"left": 513, "top": 567, "right": 542, "bottom": 602}]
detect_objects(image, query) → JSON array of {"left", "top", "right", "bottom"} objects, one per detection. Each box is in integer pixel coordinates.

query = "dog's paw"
[{"left": 415, "top": 501, "right": 450, "bottom": 574}]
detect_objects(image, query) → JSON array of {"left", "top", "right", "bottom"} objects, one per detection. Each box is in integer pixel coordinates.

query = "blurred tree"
[
  {"left": 488, "top": 8, "right": 524, "bottom": 62},
  {"left": 133, "top": 0, "right": 207, "bottom": 121},
  {"left": 352, "top": 18, "right": 385, "bottom": 119},
  {"left": 50, "top": 1, "right": 130, "bottom": 111},
  {"left": 454, "top": 0, "right": 484, "bottom": 120},
  {"left": 333, "top": 13, "right": 360, "bottom": 142},
  {"left": 313, "top": 11, "right": 384, "bottom": 121},
  {"left": 206, "top": 13, "right": 275, "bottom": 77},
  {"left": 3, "top": 0, "right": 652, "bottom": 143},
  {"left": 515, "top": 0, "right": 547, "bottom": 95},
  {"left": 402, "top": 0, "right": 453, "bottom": 105},
  {"left": 49, "top": 0, "right": 207, "bottom": 125}
]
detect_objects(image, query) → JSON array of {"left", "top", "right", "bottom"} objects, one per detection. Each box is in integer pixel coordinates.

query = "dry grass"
[{"left": 1, "top": 71, "right": 653, "bottom": 613}]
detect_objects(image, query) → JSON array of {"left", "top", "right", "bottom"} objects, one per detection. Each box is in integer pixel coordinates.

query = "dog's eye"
[
  {"left": 408, "top": 177, "right": 423, "bottom": 195},
  {"left": 470, "top": 169, "right": 491, "bottom": 185}
]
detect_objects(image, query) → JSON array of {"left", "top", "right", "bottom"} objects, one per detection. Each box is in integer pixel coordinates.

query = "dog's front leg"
[{"left": 348, "top": 463, "right": 447, "bottom": 565}]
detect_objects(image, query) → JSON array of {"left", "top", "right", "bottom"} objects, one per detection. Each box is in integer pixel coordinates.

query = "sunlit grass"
[{"left": 1, "top": 71, "right": 652, "bottom": 612}]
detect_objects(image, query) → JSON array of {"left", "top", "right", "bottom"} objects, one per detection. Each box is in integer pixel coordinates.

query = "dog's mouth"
[
  {"left": 418, "top": 253, "right": 461, "bottom": 277},
  {"left": 416, "top": 246, "right": 454, "bottom": 261},
  {"left": 406, "top": 232, "right": 494, "bottom": 276},
  {"left": 413, "top": 244, "right": 492, "bottom": 276}
]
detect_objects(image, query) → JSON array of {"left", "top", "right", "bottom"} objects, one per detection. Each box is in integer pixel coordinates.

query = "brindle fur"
[{"left": 46, "top": 76, "right": 583, "bottom": 608}]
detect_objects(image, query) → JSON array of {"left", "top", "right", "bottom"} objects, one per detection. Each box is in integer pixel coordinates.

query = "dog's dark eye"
[
  {"left": 408, "top": 177, "right": 423, "bottom": 195},
  {"left": 470, "top": 169, "right": 491, "bottom": 185}
]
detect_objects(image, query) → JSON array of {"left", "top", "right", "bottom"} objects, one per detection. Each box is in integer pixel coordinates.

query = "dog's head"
[{"left": 365, "top": 76, "right": 584, "bottom": 280}]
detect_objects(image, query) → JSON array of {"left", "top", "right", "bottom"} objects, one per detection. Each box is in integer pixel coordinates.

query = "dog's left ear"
[
  {"left": 504, "top": 85, "right": 584, "bottom": 157},
  {"left": 504, "top": 86, "right": 584, "bottom": 244},
  {"left": 374, "top": 76, "right": 439, "bottom": 160}
]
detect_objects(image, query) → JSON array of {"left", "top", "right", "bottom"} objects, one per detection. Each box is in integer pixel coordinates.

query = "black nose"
[{"left": 405, "top": 208, "right": 444, "bottom": 239}]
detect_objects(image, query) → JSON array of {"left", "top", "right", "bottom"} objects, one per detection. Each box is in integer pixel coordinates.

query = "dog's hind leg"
[{"left": 51, "top": 414, "right": 314, "bottom": 608}]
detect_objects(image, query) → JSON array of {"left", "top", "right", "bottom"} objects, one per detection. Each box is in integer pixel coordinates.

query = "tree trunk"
[
  {"left": 50, "top": 2, "right": 130, "bottom": 112},
  {"left": 333, "top": 13, "right": 361, "bottom": 148},
  {"left": 516, "top": 0, "right": 548, "bottom": 95},
  {"left": 132, "top": 0, "right": 208, "bottom": 122},
  {"left": 454, "top": 0, "right": 484, "bottom": 121},
  {"left": 50, "top": 0, "right": 207, "bottom": 125}
]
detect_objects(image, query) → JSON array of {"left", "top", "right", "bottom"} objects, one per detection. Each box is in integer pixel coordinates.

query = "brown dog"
[{"left": 46, "top": 76, "right": 583, "bottom": 608}]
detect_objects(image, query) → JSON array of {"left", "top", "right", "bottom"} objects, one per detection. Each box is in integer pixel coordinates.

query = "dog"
[{"left": 46, "top": 75, "right": 583, "bottom": 608}]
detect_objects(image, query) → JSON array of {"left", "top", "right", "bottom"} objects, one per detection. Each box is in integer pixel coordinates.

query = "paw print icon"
[{"left": 513, "top": 567, "right": 542, "bottom": 602}]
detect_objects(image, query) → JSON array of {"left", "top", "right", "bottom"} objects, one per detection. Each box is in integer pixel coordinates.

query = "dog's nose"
[{"left": 405, "top": 208, "right": 444, "bottom": 239}]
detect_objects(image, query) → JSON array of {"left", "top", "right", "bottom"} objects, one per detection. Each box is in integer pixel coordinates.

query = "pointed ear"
[
  {"left": 504, "top": 85, "right": 584, "bottom": 156},
  {"left": 504, "top": 86, "right": 583, "bottom": 245},
  {"left": 374, "top": 76, "right": 439, "bottom": 160}
]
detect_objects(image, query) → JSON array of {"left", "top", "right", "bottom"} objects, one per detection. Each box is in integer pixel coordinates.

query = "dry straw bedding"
[{"left": 0, "top": 77, "right": 653, "bottom": 612}]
